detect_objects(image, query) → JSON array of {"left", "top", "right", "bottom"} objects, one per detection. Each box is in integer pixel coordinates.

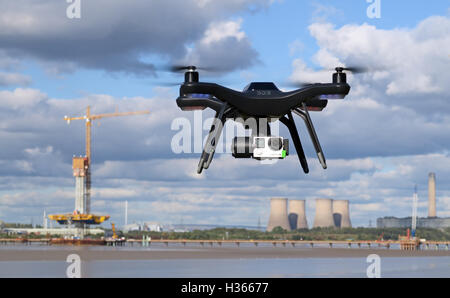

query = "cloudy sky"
[{"left": 0, "top": 0, "right": 449, "bottom": 228}]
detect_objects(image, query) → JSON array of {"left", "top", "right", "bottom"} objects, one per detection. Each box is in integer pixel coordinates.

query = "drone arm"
[
  {"left": 293, "top": 104, "right": 327, "bottom": 169},
  {"left": 279, "top": 113, "right": 309, "bottom": 174},
  {"left": 176, "top": 95, "right": 225, "bottom": 113},
  {"left": 197, "top": 104, "right": 229, "bottom": 173}
]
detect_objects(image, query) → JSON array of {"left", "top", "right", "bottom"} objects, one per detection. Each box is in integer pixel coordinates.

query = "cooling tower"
[
  {"left": 428, "top": 172, "right": 436, "bottom": 217},
  {"left": 288, "top": 200, "right": 308, "bottom": 230},
  {"left": 333, "top": 200, "right": 352, "bottom": 228},
  {"left": 267, "top": 198, "right": 291, "bottom": 231},
  {"left": 313, "top": 199, "right": 335, "bottom": 228}
]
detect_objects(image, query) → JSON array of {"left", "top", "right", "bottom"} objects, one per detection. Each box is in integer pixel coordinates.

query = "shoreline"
[{"left": 1, "top": 246, "right": 449, "bottom": 262}]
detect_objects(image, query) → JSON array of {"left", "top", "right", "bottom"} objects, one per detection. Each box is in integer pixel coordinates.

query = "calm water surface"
[{"left": 0, "top": 245, "right": 449, "bottom": 278}]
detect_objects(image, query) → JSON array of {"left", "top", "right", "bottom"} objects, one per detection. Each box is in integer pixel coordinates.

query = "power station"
[
  {"left": 267, "top": 198, "right": 291, "bottom": 231},
  {"left": 377, "top": 172, "right": 450, "bottom": 229},
  {"left": 288, "top": 200, "right": 308, "bottom": 230},
  {"left": 333, "top": 200, "right": 352, "bottom": 228},
  {"left": 313, "top": 199, "right": 335, "bottom": 228},
  {"left": 428, "top": 172, "right": 436, "bottom": 218},
  {"left": 267, "top": 198, "right": 352, "bottom": 231}
]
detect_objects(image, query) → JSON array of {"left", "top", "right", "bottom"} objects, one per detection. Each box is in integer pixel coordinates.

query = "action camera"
[{"left": 232, "top": 136, "right": 289, "bottom": 160}]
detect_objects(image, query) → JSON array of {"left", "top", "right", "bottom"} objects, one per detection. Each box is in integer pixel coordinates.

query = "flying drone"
[{"left": 171, "top": 65, "right": 361, "bottom": 174}]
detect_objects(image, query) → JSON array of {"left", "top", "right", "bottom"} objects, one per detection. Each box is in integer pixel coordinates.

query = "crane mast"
[{"left": 64, "top": 106, "right": 150, "bottom": 214}]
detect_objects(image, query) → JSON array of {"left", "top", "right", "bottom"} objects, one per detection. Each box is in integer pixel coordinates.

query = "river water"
[{"left": 0, "top": 244, "right": 449, "bottom": 278}]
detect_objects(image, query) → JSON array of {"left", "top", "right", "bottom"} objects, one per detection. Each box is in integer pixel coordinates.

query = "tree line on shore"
[
  {"left": 1, "top": 225, "right": 449, "bottom": 241},
  {"left": 117, "top": 226, "right": 450, "bottom": 241}
]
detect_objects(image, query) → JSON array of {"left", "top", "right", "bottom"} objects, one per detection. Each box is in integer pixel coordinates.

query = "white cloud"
[
  {"left": 288, "top": 39, "right": 304, "bottom": 56},
  {"left": 181, "top": 19, "right": 259, "bottom": 72},
  {"left": 305, "top": 16, "right": 450, "bottom": 95},
  {"left": 289, "top": 58, "right": 330, "bottom": 84},
  {"left": 0, "top": 88, "right": 47, "bottom": 110},
  {"left": 202, "top": 19, "right": 246, "bottom": 44},
  {"left": 0, "top": 0, "right": 271, "bottom": 75},
  {"left": 310, "top": 2, "right": 344, "bottom": 23},
  {"left": 0, "top": 72, "right": 31, "bottom": 86}
]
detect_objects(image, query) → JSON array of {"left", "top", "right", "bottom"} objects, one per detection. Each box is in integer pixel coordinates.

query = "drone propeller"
[
  {"left": 334, "top": 66, "right": 370, "bottom": 74},
  {"left": 160, "top": 64, "right": 225, "bottom": 73},
  {"left": 158, "top": 82, "right": 184, "bottom": 87}
]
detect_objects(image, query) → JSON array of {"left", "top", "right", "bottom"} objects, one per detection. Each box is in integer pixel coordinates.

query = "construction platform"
[
  {"left": 399, "top": 236, "right": 421, "bottom": 251},
  {"left": 48, "top": 213, "right": 110, "bottom": 225},
  {"left": 50, "top": 238, "right": 107, "bottom": 246}
]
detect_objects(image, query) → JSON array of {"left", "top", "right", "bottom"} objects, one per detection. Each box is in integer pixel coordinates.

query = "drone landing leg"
[
  {"left": 197, "top": 105, "right": 227, "bottom": 173},
  {"left": 279, "top": 112, "right": 309, "bottom": 174},
  {"left": 293, "top": 104, "right": 327, "bottom": 169}
]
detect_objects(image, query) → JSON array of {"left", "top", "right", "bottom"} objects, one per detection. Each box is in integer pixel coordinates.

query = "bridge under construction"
[{"left": 48, "top": 106, "right": 150, "bottom": 238}]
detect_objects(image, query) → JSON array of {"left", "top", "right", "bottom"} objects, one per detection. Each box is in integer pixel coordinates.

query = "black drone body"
[{"left": 175, "top": 66, "right": 351, "bottom": 174}]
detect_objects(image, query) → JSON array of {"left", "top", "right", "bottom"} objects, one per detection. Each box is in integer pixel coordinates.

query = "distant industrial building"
[
  {"left": 267, "top": 198, "right": 291, "bottom": 231},
  {"left": 267, "top": 198, "right": 352, "bottom": 231},
  {"left": 377, "top": 172, "right": 450, "bottom": 229},
  {"left": 121, "top": 222, "right": 164, "bottom": 233},
  {"left": 377, "top": 217, "right": 450, "bottom": 229},
  {"left": 144, "top": 222, "right": 163, "bottom": 232},
  {"left": 122, "top": 223, "right": 142, "bottom": 233},
  {"left": 313, "top": 199, "right": 335, "bottom": 228},
  {"left": 333, "top": 200, "right": 352, "bottom": 228},
  {"left": 288, "top": 200, "right": 308, "bottom": 230}
]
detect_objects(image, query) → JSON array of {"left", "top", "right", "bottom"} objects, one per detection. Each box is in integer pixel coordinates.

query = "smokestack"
[
  {"left": 125, "top": 200, "right": 128, "bottom": 226},
  {"left": 288, "top": 200, "right": 308, "bottom": 230},
  {"left": 267, "top": 198, "right": 291, "bottom": 232},
  {"left": 313, "top": 199, "right": 335, "bottom": 228},
  {"left": 43, "top": 210, "right": 48, "bottom": 229},
  {"left": 333, "top": 200, "right": 352, "bottom": 228},
  {"left": 428, "top": 172, "right": 436, "bottom": 217}
]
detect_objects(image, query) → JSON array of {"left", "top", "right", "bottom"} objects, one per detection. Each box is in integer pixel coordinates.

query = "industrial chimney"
[
  {"left": 288, "top": 200, "right": 308, "bottom": 230},
  {"left": 333, "top": 200, "right": 352, "bottom": 228},
  {"left": 313, "top": 199, "right": 335, "bottom": 228},
  {"left": 267, "top": 198, "right": 291, "bottom": 232},
  {"left": 428, "top": 172, "right": 436, "bottom": 218}
]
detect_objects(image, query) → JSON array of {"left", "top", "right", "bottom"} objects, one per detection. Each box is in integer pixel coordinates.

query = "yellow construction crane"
[
  {"left": 64, "top": 105, "right": 150, "bottom": 164},
  {"left": 111, "top": 223, "right": 118, "bottom": 239},
  {"left": 63, "top": 105, "right": 150, "bottom": 214}
]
